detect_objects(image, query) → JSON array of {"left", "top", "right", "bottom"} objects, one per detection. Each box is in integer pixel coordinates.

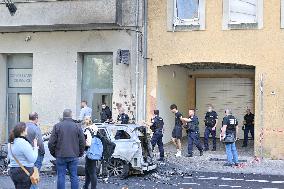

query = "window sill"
[
  {"left": 228, "top": 23, "right": 259, "bottom": 30},
  {"left": 172, "top": 24, "right": 202, "bottom": 32}
]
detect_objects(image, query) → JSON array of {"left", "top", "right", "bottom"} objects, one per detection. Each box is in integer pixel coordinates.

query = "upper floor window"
[
  {"left": 223, "top": 0, "right": 263, "bottom": 30},
  {"left": 167, "top": 0, "right": 205, "bottom": 31}
]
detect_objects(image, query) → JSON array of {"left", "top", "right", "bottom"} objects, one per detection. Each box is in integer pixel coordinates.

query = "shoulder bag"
[{"left": 9, "top": 144, "right": 40, "bottom": 185}]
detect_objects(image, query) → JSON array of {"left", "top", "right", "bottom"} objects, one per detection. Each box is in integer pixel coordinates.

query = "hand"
[
  {"left": 33, "top": 138, "right": 38, "bottom": 148},
  {"left": 212, "top": 127, "right": 216, "bottom": 131}
]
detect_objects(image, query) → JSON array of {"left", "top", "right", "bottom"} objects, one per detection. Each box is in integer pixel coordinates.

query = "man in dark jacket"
[
  {"left": 100, "top": 103, "right": 112, "bottom": 123},
  {"left": 48, "top": 109, "right": 85, "bottom": 189}
]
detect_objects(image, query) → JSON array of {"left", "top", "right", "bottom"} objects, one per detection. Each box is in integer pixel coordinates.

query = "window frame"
[
  {"left": 223, "top": 0, "right": 263, "bottom": 30},
  {"left": 173, "top": 0, "right": 201, "bottom": 26}
]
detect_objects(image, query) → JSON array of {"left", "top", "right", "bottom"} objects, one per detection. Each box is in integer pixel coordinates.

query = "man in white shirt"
[{"left": 79, "top": 100, "right": 93, "bottom": 121}]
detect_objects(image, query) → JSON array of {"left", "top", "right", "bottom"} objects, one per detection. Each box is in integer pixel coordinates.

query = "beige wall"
[
  {"left": 0, "top": 55, "right": 7, "bottom": 143},
  {"left": 157, "top": 65, "right": 189, "bottom": 142},
  {"left": 147, "top": 0, "right": 284, "bottom": 158}
]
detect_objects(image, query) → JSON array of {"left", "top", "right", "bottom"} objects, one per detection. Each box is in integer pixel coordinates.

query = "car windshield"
[{"left": 107, "top": 126, "right": 133, "bottom": 140}]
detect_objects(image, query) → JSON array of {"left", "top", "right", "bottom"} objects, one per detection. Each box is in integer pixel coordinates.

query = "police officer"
[
  {"left": 242, "top": 108, "right": 254, "bottom": 147},
  {"left": 148, "top": 110, "right": 165, "bottom": 161},
  {"left": 182, "top": 109, "right": 203, "bottom": 157},
  {"left": 117, "top": 107, "right": 129, "bottom": 124},
  {"left": 204, "top": 105, "right": 218, "bottom": 151}
]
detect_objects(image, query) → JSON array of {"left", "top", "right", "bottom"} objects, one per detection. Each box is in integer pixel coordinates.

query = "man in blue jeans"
[
  {"left": 221, "top": 109, "right": 239, "bottom": 167},
  {"left": 48, "top": 109, "right": 85, "bottom": 189},
  {"left": 26, "top": 112, "right": 45, "bottom": 189}
]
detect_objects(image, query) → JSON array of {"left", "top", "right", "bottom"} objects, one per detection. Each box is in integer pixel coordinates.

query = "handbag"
[
  {"left": 223, "top": 133, "right": 235, "bottom": 143},
  {"left": 9, "top": 144, "right": 40, "bottom": 184}
]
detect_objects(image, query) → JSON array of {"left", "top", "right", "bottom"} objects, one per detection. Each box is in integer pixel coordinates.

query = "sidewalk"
[{"left": 162, "top": 137, "right": 284, "bottom": 176}]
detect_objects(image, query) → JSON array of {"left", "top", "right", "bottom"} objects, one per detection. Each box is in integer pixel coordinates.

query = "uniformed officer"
[
  {"left": 182, "top": 109, "right": 203, "bottom": 157},
  {"left": 117, "top": 107, "right": 129, "bottom": 124},
  {"left": 148, "top": 110, "right": 165, "bottom": 161},
  {"left": 204, "top": 105, "right": 218, "bottom": 151},
  {"left": 242, "top": 108, "right": 254, "bottom": 147}
]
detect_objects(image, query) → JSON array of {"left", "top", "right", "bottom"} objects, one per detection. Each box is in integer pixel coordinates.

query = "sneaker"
[
  {"left": 204, "top": 148, "right": 209, "bottom": 151},
  {"left": 186, "top": 154, "right": 193, "bottom": 157},
  {"left": 200, "top": 150, "right": 203, "bottom": 156},
  {"left": 223, "top": 163, "right": 233, "bottom": 167},
  {"left": 175, "top": 150, "right": 182, "bottom": 157}
]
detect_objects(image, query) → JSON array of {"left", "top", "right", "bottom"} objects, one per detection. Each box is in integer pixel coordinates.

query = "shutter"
[
  {"left": 196, "top": 78, "right": 254, "bottom": 139},
  {"left": 229, "top": 0, "right": 257, "bottom": 24}
]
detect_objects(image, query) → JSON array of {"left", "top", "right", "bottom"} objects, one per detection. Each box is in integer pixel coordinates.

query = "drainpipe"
[
  {"left": 143, "top": 0, "right": 148, "bottom": 121},
  {"left": 135, "top": 0, "right": 140, "bottom": 122}
]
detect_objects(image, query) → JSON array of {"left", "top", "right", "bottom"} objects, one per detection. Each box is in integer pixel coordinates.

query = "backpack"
[{"left": 86, "top": 131, "right": 103, "bottom": 160}]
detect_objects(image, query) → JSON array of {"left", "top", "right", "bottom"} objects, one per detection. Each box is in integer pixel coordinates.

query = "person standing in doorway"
[
  {"left": 147, "top": 110, "right": 165, "bottom": 161},
  {"left": 48, "top": 109, "right": 85, "bottom": 189},
  {"left": 100, "top": 103, "right": 112, "bottom": 123},
  {"left": 8, "top": 122, "right": 38, "bottom": 189},
  {"left": 79, "top": 100, "right": 93, "bottom": 121},
  {"left": 26, "top": 112, "right": 45, "bottom": 189},
  {"left": 204, "top": 105, "right": 218, "bottom": 151},
  {"left": 242, "top": 108, "right": 254, "bottom": 147},
  {"left": 182, "top": 109, "right": 203, "bottom": 157},
  {"left": 221, "top": 109, "right": 239, "bottom": 167},
  {"left": 170, "top": 104, "right": 183, "bottom": 157}
]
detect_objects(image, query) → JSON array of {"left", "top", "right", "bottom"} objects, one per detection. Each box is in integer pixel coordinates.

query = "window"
[
  {"left": 167, "top": 0, "right": 205, "bottom": 31},
  {"left": 229, "top": 0, "right": 257, "bottom": 24},
  {"left": 223, "top": 0, "right": 263, "bottom": 30}
]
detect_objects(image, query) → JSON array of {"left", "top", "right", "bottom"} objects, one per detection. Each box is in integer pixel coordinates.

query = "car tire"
[{"left": 106, "top": 158, "right": 129, "bottom": 179}]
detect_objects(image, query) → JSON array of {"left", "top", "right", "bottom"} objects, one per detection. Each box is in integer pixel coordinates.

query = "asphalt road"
[{"left": 0, "top": 171, "right": 284, "bottom": 189}]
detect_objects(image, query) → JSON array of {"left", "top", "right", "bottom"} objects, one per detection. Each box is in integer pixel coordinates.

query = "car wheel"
[{"left": 106, "top": 158, "right": 129, "bottom": 178}]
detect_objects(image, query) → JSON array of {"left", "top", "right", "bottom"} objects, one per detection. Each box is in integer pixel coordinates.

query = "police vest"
[
  {"left": 151, "top": 116, "right": 164, "bottom": 133},
  {"left": 226, "top": 115, "right": 237, "bottom": 132}
]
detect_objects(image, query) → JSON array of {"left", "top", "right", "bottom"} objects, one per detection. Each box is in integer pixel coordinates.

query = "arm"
[
  {"left": 212, "top": 119, "right": 218, "bottom": 130},
  {"left": 23, "top": 140, "right": 38, "bottom": 163},
  {"left": 36, "top": 127, "right": 45, "bottom": 155},
  {"left": 79, "top": 109, "right": 84, "bottom": 121},
  {"left": 181, "top": 117, "right": 192, "bottom": 123},
  {"left": 221, "top": 125, "right": 227, "bottom": 139},
  {"left": 78, "top": 128, "right": 86, "bottom": 157},
  {"left": 48, "top": 126, "right": 57, "bottom": 158}
]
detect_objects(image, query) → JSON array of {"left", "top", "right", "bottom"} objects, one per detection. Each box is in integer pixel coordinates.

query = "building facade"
[
  {"left": 147, "top": 0, "right": 284, "bottom": 159},
  {"left": 0, "top": 0, "right": 147, "bottom": 142}
]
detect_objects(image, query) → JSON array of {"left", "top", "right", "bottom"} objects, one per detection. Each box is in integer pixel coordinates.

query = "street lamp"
[{"left": 3, "top": 0, "right": 17, "bottom": 16}]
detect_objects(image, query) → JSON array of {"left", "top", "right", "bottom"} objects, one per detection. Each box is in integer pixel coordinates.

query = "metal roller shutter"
[{"left": 196, "top": 78, "right": 254, "bottom": 139}]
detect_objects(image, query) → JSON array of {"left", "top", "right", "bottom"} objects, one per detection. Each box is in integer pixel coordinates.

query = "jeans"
[
  {"left": 204, "top": 127, "right": 216, "bottom": 149},
  {"left": 243, "top": 125, "right": 254, "bottom": 146},
  {"left": 10, "top": 167, "right": 33, "bottom": 189},
  {"left": 188, "top": 131, "right": 203, "bottom": 155},
  {"left": 56, "top": 157, "right": 79, "bottom": 189},
  {"left": 83, "top": 157, "right": 97, "bottom": 189},
  {"left": 30, "top": 154, "right": 44, "bottom": 189},
  {"left": 225, "top": 142, "right": 239, "bottom": 164},
  {"left": 151, "top": 132, "right": 164, "bottom": 158}
]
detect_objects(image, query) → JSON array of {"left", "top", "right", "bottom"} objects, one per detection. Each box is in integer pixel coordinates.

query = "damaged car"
[{"left": 49, "top": 123, "right": 157, "bottom": 178}]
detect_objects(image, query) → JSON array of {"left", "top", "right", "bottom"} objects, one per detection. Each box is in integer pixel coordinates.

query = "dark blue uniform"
[
  {"left": 186, "top": 115, "right": 203, "bottom": 156},
  {"left": 204, "top": 111, "right": 218, "bottom": 150},
  {"left": 243, "top": 113, "right": 254, "bottom": 147},
  {"left": 172, "top": 111, "right": 183, "bottom": 139},
  {"left": 117, "top": 113, "right": 129, "bottom": 124},
  {"left": 150, "top": 116, "right": 164, "bottom": 159}
]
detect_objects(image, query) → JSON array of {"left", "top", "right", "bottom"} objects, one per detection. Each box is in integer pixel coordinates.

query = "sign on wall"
[{"left": 8, "top": 68, "right": 32, "bottom": 88}]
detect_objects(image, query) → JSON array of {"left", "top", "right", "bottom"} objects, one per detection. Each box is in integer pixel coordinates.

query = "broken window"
[
  {"left": 174, "top": 0, "right": 200, "bottom": 26},
  {"left": 114, "top": 130, "right": 131, "bottom": 140},
  {"left": 229, "top": 0, "right": 257, "bottom": 24}
]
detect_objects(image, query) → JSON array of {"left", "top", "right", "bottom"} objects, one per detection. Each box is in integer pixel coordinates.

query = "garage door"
[{"left": 196, "top": 78, "right": 254, "bottom": 139}]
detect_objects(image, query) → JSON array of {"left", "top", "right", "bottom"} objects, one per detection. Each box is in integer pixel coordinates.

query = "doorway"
[{"left": 81, "top": 53, "right": 113, "bottom": 122}]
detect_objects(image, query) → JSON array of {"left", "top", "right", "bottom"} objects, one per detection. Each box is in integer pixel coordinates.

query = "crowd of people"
[{"left": 6, "top": 100, "right": 254, "bottom": 189}]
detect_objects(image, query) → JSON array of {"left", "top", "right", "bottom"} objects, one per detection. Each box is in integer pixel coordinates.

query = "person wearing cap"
[{"left": 25, "top": 112, "right": 44, "bottom": 189}]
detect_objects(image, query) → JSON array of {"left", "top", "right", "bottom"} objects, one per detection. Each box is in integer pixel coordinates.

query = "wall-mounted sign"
[
  {"left": 8, "top": 68, "right": 32, "bottom": 88},
  {"left": 117, "top": 49, "right": 130, "bottom": 65}
]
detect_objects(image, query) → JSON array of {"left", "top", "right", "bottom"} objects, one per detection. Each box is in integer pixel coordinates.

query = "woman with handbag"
[
  {"left": 220, "top": 109, "right": 239, "bottom": 167},
  {"left": 8, "top": 122, "right": 39, "bottom": 189}
]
